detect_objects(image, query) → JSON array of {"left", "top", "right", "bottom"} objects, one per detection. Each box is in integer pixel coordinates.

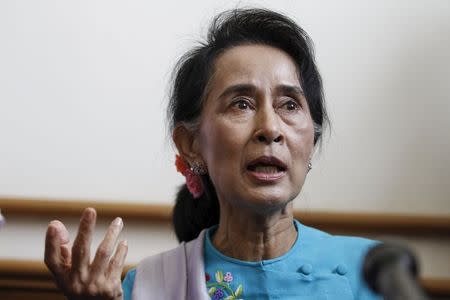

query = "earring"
[
  {"left": 190, "top": 162, "right": 207, "bottom": 175},
  {"left": 307, "top": 161, "right": 312, "bottom": 172}
]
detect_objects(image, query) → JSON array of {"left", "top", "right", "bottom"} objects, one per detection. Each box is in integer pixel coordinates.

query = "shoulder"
[
  {"left": 295, "top": 220, "right": 381, "bottom": 300},
  {"left": 120, "top": 242, "right": 187, "bottom": 299},
  {"left": 136, "top": 229, "right": 205, "bottom": 271},
  {"left": 126, "top": 230, "right": 207, "bottom": 300},
  {"left": 139, "top": 242, "right": 186, "bottom": 268},
  {"left": 297, "top": 220, "right": 379, "bottom": 260}
]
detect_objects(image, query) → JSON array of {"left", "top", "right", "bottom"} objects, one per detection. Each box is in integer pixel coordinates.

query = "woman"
[{"left": 45, "top": 8, "right": 381, "bottom": 300}]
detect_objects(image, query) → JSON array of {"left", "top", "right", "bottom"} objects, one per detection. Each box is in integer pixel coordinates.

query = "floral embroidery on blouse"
[{"left": 206, "top": 270, "right": 243, "bottom": 300}]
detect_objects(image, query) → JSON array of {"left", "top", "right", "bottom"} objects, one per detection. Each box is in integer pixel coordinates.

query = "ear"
[{"left": 172, "top": 125, "right": 203, "bottom": 165}]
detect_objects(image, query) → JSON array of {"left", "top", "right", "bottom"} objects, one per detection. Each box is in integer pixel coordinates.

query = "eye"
[
  {"left": 232, "top": 98, "right": 252, "bottom": 110},
  {"left": 281, "top": 99, "right": 300, "bottom": 111}
]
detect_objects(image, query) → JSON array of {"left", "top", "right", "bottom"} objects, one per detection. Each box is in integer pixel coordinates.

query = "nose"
[{"left": 253, "top": 106, "right": 284, "bottom": 144}]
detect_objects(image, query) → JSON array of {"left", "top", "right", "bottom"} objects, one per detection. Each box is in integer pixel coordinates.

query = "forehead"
[{"left": 210, "top": 44, "right": 301, "bottom": 91}]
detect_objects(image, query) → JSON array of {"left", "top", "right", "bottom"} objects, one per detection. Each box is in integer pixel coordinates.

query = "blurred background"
[{"left": 0, "top": 0, "right": 449, "bottom": 299}]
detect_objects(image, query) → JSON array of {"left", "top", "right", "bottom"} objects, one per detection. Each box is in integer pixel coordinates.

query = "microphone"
[{"left": 363, "top": 243, "right": 428, "bottom": 300}]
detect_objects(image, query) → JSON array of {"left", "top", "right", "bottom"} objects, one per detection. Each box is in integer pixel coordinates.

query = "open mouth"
[
  {"left": 247, "top": 164, "right": 286, "bottom": 173},
  {"left": 246, "top": 156, "right": 287, "bottom": 181}
]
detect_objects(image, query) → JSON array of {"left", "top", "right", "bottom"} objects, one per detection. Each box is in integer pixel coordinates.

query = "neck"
[{"left": 211, "top": 201, "right": 297, "bottom": 261}]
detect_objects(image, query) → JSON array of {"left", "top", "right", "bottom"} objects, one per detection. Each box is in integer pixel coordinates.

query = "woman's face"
[{"left": 197, "top": 44, "right": 315, "bottom": 213}]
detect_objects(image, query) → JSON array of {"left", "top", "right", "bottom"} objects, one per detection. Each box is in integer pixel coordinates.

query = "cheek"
[
  {"left": 199, "top": 118, "right": 251, "bottom": 196},
  {"left": 286, "top": 123, "right": 313, "bottom": 198},
  {"left": 199, "top": 117, "right": 250, "bottom": 171},
  {"left": 287, "top": 119, "right": 315, "bottom": 162}
]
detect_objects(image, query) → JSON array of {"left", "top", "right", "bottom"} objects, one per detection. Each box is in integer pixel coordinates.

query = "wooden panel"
[
  {"left": 0, "top": 197, "right": 171, "bottom": 221},
  {"left": 0, "top": 259, "right": 133, "bottom": 281},
  {"left": 0, "top": 291, "right": 66, "bottom": 300},
  {"left": 0, "top": 260, "right": 449, "bottom": 299},
  {"left": 0, "top": 260, "right": 133, "bottom": 300},
  {"left": 1, "top": 197, "right": 450, "bottom": 236}
]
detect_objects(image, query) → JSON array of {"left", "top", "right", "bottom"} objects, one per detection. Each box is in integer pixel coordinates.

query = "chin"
[{"left": 240, "top": 188, "right": 294, "bottom": 214}]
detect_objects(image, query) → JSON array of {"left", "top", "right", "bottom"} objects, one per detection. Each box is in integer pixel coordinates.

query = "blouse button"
[
  {"left": 335, "top": 264, "right": 348, "bottom": 276},
  {"left": 298, "top": 264, "right": 313, "bottom": 275}
]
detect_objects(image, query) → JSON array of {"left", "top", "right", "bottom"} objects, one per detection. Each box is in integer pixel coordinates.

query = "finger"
[
  {"left": 71, "top": 207, "right": 97, "bottom": 277},
  {"left": 60, "top": 244, "right": 72, "bottom": 266},
  {"left": 44, "top": 220, "right": 70, "bottom": 276},
  {"left": 106, "top": 240, "right": 128, "bottom": 280},
  {"left": 90, "top": 217, "right": 124, "bottom": 277}
]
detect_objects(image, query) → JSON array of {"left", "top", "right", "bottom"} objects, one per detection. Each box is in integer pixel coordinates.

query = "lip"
[{"left": 246, "top": 155, "right": 287, "bottom": 183}]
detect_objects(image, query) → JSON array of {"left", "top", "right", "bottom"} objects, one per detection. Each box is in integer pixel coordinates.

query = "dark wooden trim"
[
  {"left": 0, "top": 260, "right": 449, "bottom": 297},
  {"left": 1, "top": 197, "right": 449, "bottom": 236},
  {"left": 0, "top": 197, "right": 171, "bottom": 221},
  {"left": 0, "top": 260, "right": 133, "bottom": 283},
  {"left": 292, "top": 210, "right": 450, "bottom": 236},
  {"left": 422, "top": 278, "right": 450, "bottom": 297}
]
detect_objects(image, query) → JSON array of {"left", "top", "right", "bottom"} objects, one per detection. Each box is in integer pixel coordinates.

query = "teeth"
[{"left": 254, "top": 165, "right": 280, "bottom": 173}]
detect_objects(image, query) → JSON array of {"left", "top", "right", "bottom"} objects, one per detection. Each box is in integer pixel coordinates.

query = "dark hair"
[{"left": 168, "top": 8, "right": 329, "bottom": 242}]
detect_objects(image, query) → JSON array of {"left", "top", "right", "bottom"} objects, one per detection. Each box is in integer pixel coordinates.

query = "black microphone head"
[{"left": 363, "top": 242, "right": 419, "bottom": 293}]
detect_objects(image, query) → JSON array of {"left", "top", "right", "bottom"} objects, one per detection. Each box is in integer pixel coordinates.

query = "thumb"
[
  {"left": 50, "top": 220, "right": 72, "bottom": 265},
  {"left": 49, "top": 220, "right": 70, "bottom": 244},
  {"left": 45, "top": 220, "right": 71, "bottom": 272}
]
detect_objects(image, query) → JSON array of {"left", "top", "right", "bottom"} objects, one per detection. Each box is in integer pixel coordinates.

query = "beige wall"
[{"left": 0, "top": 0, "right": 449, "bottom": 213}]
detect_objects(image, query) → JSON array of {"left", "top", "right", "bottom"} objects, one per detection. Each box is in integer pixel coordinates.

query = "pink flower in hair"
[{"left": 175, "top": 155, "right": 204, "bottom": 198}]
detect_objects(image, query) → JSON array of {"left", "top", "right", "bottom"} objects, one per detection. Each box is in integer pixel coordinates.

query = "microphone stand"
[{"left": 363, "top": 243, "right": 428, "bottom": 300}]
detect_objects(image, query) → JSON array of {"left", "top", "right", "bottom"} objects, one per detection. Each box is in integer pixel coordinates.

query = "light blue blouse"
[{"left": 122, "top": 220, "right": 381, "bottom": 300}]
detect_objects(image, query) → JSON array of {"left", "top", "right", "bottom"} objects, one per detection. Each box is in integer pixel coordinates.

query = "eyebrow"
[
  {"left": 276, "top": 85, "right": 304, "bottom": 96},
  {"left": 217, "top": 83, "right": 304, "bottom": 100},
  {"left": 218, "top": 84, "right": 257, "bottom": 100}
]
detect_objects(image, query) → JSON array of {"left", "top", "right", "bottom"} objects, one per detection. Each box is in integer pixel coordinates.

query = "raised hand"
[{"left": 44, "top": 208, "right": 128, "bottom": 300}]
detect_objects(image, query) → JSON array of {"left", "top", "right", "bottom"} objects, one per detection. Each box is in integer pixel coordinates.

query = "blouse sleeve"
[{"left": 122, "top": 268, "right": 136, "bottom": 300}]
